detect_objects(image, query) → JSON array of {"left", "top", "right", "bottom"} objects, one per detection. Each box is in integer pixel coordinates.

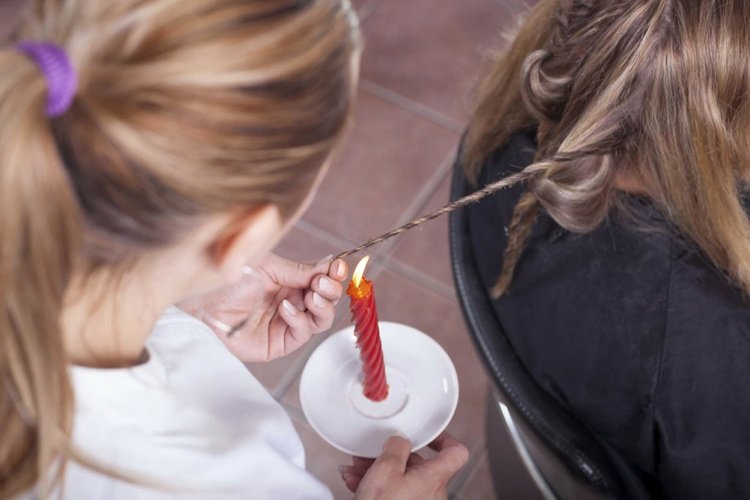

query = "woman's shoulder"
[
  {"left": 663, "top": 247, "right": 750, "bottom": 355},
  {"left": 653, "top": 249, "right": 750, "bottom": 499}
]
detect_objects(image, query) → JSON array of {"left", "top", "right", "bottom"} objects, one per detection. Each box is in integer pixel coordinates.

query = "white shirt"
[{"left": 60, "top": 307, "right": 332, "bottom": 499}]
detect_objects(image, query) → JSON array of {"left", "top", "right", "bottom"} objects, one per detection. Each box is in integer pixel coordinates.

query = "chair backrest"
[{"left": 448, "top": 162, "right": 651, "bottom": 500}]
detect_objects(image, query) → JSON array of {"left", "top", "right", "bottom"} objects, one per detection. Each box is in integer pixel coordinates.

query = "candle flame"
[{"left": 352, "top": 256, "right": 370, "bottom": 288}]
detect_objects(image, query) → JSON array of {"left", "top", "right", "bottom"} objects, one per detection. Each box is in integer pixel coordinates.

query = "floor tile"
[
  {"left": 291, "top": 415, "right": 354, "bottom": 500},
  {"left": 458, "top": 450, "right": 497, "bottom": 500},
  {"left": 304, "top": 89, "right": 458, "bottom": 245},
  {"left": 360, "top": 0, "right": 513, "bottom": 124},
  {"left": 389, "top": 168, "right": 454, "bottom": 289}
]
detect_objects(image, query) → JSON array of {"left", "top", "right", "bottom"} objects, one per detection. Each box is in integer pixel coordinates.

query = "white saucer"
[{"left": 299, "top": 322, "right": 459, "bottom": 458}]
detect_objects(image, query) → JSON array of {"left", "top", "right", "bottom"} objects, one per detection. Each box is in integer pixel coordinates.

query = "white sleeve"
[{"left": 63, "top": 306, "right": 333, "bottom": 500}]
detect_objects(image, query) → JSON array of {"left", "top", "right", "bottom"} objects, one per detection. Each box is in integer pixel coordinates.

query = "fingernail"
[
  {"left": 282, "top": 299, "right": 298, "bottom": 315},
  {"left": 316, "top": 254, "right": 334, "bottom": 266},
  {"left": 319, "top": 276, "right": 333, "bottom": 293},
  {"left": 334, "top": 260, "right": 344, "bottom": 278},
  {"left": 313, "top": 292, "right": 325, "bottom": 308}
]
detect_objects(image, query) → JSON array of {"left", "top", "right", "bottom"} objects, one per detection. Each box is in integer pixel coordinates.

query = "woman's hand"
[
  {"left": 341, "top": 433, "right": 469, "bottom": 500},
  {"left": 180, "top": 253, "right": 348, "bottom": 362}
]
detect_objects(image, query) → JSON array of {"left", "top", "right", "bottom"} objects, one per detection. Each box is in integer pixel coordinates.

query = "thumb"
[
  {"left": 417, "top": 434, "right": 469, "bottom": 482},
  {"left": 261, "top": 254, "right": 331, "bottom": 288},
  {"left": 371, "top": 435, "right": 412, "bottom": 475}
]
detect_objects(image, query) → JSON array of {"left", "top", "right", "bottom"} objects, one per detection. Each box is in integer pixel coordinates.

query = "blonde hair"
[
  {"left": 464, "top": 0, "right": 750, "bottom": 297},
  {"left": 0, "top": 0, "right": 360, "bottom": 496}
]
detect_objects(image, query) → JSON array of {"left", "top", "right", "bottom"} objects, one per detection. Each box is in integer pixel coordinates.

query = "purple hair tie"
[{"left": 17, "top": 41, "right": 77, "bottom": 118}]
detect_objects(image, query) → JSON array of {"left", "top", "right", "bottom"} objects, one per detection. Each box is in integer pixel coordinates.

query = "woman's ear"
[{"left": 207, "top": 204, "right": 285, "bottom": 280}]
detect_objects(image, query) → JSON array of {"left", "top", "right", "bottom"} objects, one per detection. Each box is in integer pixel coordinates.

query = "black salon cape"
[{"left": 467, "top": 131, "right": 750, "bottom": 500}]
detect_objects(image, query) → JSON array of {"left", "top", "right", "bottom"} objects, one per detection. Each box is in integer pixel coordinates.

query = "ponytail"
[{"left": 0, "top": 48, "right": 80, "bottom": 497}]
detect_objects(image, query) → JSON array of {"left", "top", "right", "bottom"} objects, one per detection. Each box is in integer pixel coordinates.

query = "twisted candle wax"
[{"left": 347, "top": 257, "right": 389, "bottom": 401}]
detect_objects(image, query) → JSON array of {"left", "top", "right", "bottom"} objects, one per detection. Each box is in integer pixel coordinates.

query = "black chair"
[{"left": 449, "top": 162, "right": 651, "bottom": 500}]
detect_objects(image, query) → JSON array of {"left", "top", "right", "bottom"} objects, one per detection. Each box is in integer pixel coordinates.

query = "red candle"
[{"left": 347, "top": 256, "right": 389, "bottom": 402}]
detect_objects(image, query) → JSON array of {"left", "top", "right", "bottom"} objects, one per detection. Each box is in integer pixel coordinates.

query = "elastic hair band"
[{"left": 17, "top": 41, "right": 77, "bottom": 118}]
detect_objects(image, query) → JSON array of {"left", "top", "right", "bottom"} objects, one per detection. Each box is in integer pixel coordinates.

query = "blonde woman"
[
  {"left": 0, "top": 0, "right": 468, "bottom": 498},
  {"left": 461, "top": 0, "right": 750, "bottom": 498}
]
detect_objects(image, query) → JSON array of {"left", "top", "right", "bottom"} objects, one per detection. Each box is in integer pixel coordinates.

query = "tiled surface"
[
  {"left": 360, "top": 0, "right": 512, "bottom": 124},
  {"left": 292, "top": 415, "right": 355, "bottom": 500},
  {"left": 457, "top": 450, "right": 496, "bottom": 500},
  {"left": 303, "top": 89, "right": 458, "bottom": 244},
  {"left": 389, "top": 169, "right": 455, "bottom": 292}
]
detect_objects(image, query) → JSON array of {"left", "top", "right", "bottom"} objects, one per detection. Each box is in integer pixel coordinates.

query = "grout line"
[
  {"left": 394, "top": 152, "right": 455, "bottom": 228},
  {"left": 361, "top": 80, "right": 465, "bottom": 134},
  {"left": 356, "top": 0, "right": 386, "bottom": 23},
  {"left": 295, "top": 219, "right": 359, "bottom": 253},
  {"left": 385, "top": 257, "right": 457, "bottom": 300},
  {"left": 284, "top": 402, "right": 308, "bottom": 425},
  {"left": 294, "top": 217, "right": 391, "bottom": 281},
  {"left": 449, "top": 440, "right": 487, "bottom": 496},
  {"left": 300, "top": 147, "right": 456, "bottom": 270},
  {"left": 377, "top": 152, "right": 454, "bottom": 267},
  {"left": 271, "top": 345, "right": 314, "bottom": 400},
  {"left": 374, "top": 144, "right": 463, "bottom": 294}
]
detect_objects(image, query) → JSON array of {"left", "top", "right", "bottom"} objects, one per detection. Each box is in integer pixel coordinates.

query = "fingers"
[
  {"left": 340, "top": 451, "right": 424, "bottom": 494},
  {"left": 303, "top": 289, "right": 336, "bottom": 333},
  {"left": 327, "top": 258, "right": 348, "bottom": 281},
  {"left": 427, "top": 432, "right": 466, "bottom": 454},
  {"left": 311, "top": 274, "right": 343, "bottom": 302},
  {"left": 339, "top": 456, "right": 374, "bottom": 493},
  {"left": 315, "top": 259, "right": 346, "bottom": 307},
  {"left": 406, "top": 453, "right": 426, "bottom": 467},
  {"left": 342, "top": 437, "right": 410, "bottom": 493},
  {"left": 341, "top": 470, "right": 362, "bottom": 493},
  {"left": 418, "top": 433, "right": 470, "bottom": 482},
  {"left": 339, "top": 464, "right": 370, "bottom": 477},
  {"left": 262, "top": 254, "right": 334, "bottom": 289},
  {"left": 352, "top": 456, "right": 376, "bottom": 468},
  {"left": 341, "top": 453, "right": 419, "bottom": 480},
  {"left": 372, "top": 435, "right": 412, "bottom": 474},
  {"left": 265, "top": 253, "right": 347, "bottom": 297},
  {"left": 277, "top": 298, "right": 312, "bottom": 343}
]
